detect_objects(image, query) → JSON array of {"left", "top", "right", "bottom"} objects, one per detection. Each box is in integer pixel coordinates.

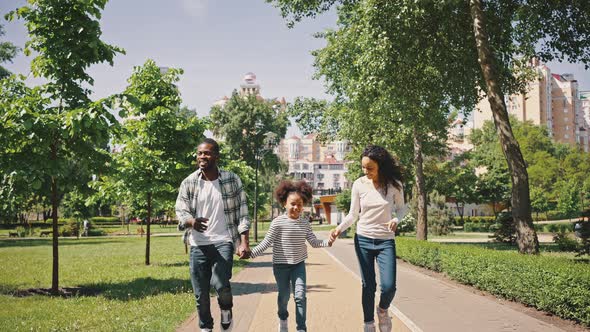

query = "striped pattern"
[{"left": 251, "top": 214, "right": 328, "bottom": 264}]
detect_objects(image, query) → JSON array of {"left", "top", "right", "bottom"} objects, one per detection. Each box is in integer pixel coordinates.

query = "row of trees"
[
  {"left": 430, "top": 117, "right": 590, "bottom": 223},
  {"left": 0, "top": 0, "right": 288, "bottom": 293},
  {"left": 267, "top": 0, "right": 590, "bottom": 254}
]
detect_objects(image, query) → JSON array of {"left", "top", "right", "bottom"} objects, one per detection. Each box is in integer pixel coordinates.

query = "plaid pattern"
[{"left": 176, "top": 168, "right": 250, "bottom": 247}]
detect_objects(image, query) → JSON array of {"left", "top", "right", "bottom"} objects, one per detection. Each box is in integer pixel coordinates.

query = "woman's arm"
[{"left": 336, "top": 181, "right": 361, "bottom": 232}]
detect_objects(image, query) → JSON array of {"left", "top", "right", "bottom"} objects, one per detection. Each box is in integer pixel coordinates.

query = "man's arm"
[{"left": 235, "top": 176, "right": 251, "bottom": 257}]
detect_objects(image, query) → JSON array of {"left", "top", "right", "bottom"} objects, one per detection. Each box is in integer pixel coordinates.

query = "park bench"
[
  {"left": 40, "top": 230, "right": 52, "bottom": 237},
  {"left": 9, "top": 231, "right": 18, "bottom": 238}
]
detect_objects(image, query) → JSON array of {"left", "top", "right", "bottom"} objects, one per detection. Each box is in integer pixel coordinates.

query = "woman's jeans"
[
  {"left": 354, "top": 234, "right": 397, "bottom": 323},
  {"left": 189, "top": 242, "right": 234, "bottom": 330},
  {"left": 273, "top": 261, "right": 307, "bottom": 331}
]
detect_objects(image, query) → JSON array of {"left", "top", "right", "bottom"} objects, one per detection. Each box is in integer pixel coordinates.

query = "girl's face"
[
  {"left": 361, "top": 156, "right": 379, "bottom": 181},
  {"left": 284, "top": 192, "right": 304, "bottom": 220}
]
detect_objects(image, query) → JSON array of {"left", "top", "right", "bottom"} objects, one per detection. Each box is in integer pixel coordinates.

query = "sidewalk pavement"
[{"left": 177, "top": 233, "right": 575, "bottom": 332}]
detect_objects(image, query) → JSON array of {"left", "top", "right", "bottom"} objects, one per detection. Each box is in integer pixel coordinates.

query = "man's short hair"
[{"left": 199, "top": 138, "right": 220, "bottom": 155}]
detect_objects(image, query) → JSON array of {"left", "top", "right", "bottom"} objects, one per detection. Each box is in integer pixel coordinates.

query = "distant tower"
[{"left": 240, "top": 72, "right": 261, "bottom": 97}]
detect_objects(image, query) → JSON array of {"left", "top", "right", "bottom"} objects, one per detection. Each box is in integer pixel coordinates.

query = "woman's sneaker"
[
  {"left": 221, "top": 309, "right": 232, "bottom": 330},
  {"left": 278, "top": 319, "right": 288, "bottom": 332},
  {"left": 364, "top": 321, "right": 376, "bottom": 332},
  {"left": 376, "top": 307, "right": 392, "bottom": 332}
]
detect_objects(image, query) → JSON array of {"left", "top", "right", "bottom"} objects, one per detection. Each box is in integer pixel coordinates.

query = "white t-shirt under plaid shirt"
[{"left": 250, "top": 214, "right": 329, "bottom": 264}]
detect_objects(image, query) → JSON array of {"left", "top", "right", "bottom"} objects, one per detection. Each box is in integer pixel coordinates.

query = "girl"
[
  {"left": 250, "top": 180, "right": 333, "bottom": 332},
  {"left": 330, "top": 145, "right": 405, "bottom": 332}
]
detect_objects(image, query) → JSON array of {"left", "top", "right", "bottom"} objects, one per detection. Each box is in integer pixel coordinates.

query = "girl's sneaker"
[
  {"left": 278, "top": 319, "right": 288, "bottom": 332},
  {"left": 363, "top": 321, "right": 376, "bottom": 332},
  {"left": 376, "top": 307, "right": 392, "bottom": 332}
]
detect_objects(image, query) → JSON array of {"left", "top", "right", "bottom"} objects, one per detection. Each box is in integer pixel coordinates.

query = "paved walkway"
[{"left": 177, "top": 234, "right": 579, "bottom": 332}]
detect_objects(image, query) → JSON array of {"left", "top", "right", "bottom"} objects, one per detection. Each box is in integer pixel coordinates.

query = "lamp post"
[{"left": 254, "top": 131, "right": 277, "bottom": 242}]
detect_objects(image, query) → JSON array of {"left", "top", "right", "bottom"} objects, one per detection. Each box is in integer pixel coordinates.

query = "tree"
[
  {"left": 268, "top": 0, "right": 590, "bottom": 253},
  {"left": 209, "top": 92, "right": 288, "bottom": 170},
  {"left": 5, "top": 0, "right": 123, "bottom": 292},
  {"left": 113, "top": 59, "right": 205, "bottom": 265},
  {"left": 433, "top": 160, "right": 479, "bottom": 224},
  {"left": 281, "top": 1, "right": 482, "bottom": 240},
  {"left": 557, "top": 180, "right": 581, "bottom": 221},
  {"left": 0, "top": 23, "right": 19, "bottom": 79}
]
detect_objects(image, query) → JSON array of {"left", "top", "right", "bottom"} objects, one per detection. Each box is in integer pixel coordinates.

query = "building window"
[
  {"left": 303, "top": 164, "right": 309, "bottom": 170},
  {"left": 565, "top": 134, "right": 569, "bottom": 139}
]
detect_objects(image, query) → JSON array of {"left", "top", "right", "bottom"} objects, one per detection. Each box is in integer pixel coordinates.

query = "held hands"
[
  {"left": 329, "top": 228, "right": 341, "bottom": 246},
  {"left": 237, "top": 242, "right": 251, "bottom": 259}
]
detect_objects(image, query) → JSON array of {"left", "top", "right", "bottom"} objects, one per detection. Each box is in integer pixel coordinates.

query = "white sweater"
[{"left": 336, "top": 176, "right": 405, "bottom": 240}]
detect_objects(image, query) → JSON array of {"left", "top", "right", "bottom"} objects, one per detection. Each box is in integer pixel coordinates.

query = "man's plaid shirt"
[{"left": 175, "top": 168, "right": 250, "bottom": 247}]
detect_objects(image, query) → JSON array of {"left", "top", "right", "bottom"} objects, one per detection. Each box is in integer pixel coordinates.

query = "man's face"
[{"left": 197, "top": 143, "right": 219, "bottom": 171}]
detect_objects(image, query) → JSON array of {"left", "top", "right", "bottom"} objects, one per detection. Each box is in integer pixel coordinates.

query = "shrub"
[
  {"left": 396, "top": 238, "right": 590, "bottom": 326},
  {"left": 59, "top": 220, "right": 80, "bottom": 237},
  {"left": 397, "top": 214, "right": 416, "bottom": 234},
  {"left": 492, "top": 212, "right": 516, "bottom": 244},
  {"left": 90, "top": 217, "right": 120, "bottom": 223},
  {"left": 553, "top": 232, "right": 578, "bottom": 252}
]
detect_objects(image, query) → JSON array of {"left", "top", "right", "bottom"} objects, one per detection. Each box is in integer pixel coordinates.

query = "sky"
[{"left": 2, "top": 0, "right": 590, "bottom": 136}]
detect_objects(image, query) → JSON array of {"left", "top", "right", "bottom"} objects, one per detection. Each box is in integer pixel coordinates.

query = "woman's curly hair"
[
  {"left": 274, "top": 180, "right": 313, "bottom": 205},
  {"left": 362, "top": 145, "right": 403, "bottom": 195}
]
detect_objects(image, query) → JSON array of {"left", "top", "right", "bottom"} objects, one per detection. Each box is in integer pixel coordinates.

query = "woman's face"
[
  {"left": 284, "top": 192, "right": 304, "bottom": 219},
  {"left": 361, "top": 156, "right": 379, "bottom": 181}
]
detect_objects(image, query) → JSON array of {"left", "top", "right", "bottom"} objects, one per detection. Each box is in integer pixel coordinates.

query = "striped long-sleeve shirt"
[{"left": 250, "top": 214, "right": 329, "bottom": 264}]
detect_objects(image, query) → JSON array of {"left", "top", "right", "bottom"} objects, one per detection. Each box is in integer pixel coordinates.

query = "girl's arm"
[
  {"left": 250, "top": 221, "right": 277, "bottom": 258},
  {"left": 305, "top": 222, "right": 329, "bottom": 248}
]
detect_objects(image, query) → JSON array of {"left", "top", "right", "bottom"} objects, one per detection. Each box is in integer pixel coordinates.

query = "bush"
[
  {"left": 465, "top": 216, "right": 496, "bottom": 224},
  {"left": 396, "top": 238, "right": 590, "bottom": 326},
  {"left": 397, "top": 214, "right": 416, "bottom": 234},
  {"left": 59, "top": 220, "right": 80, "bottom": 237},
  {"left": 492, "top": 212, "right": 516, "bottom": 244},
  {"left": 90, "top": 217, "right": 120, "bottom": 223},
  {"left": 553, "top": 232, "right": 578, "bottom": 252}
]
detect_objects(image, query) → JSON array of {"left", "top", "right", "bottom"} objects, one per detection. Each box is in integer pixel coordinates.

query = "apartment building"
[
  {"left": 276, "top": 134, "right": 352, "bottom": 194},
  {"left": 472, "top": 60, "right": 588, "bottom": 151}
]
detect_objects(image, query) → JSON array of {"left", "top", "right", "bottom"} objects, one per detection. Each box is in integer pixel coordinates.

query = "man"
[
  {"left": 83, "top": 219, "right": 89, "bottom": 237},
  {"left": 176, "top": 138, "right": 251, "bottom": 332}
]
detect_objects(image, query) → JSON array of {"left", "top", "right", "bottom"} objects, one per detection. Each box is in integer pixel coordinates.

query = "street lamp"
[{"left": 254, "top": 131, "right": 277, "bottom": 242}]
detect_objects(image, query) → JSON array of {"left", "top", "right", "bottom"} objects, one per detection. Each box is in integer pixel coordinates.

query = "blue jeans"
[
  {"left": 273, "top": 261, "right": 307, "bottom": 331},
  {"left": 189, "top": 242, "right": 234, "bottom": 330},
  {"left": 354, "top": 234, "right": 397, "bottom": 323}
]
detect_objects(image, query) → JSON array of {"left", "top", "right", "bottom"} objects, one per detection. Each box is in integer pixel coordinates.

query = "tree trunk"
[
  {"left": 146, "top": 192, "right": 152, "bottom": 266},
  {"left": 414, "top": 128, "right": 428, "bottom": 240},
  {"left": 51, "top": 148, "right": 59, "bottom": 293},
  {"left": 470, "top": 0, "right": 539, "bottom": 254}
]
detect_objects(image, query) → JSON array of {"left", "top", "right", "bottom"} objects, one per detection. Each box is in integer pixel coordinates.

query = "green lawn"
[{"left": 0, "top": 236, "right": 247, "bottom": 331}]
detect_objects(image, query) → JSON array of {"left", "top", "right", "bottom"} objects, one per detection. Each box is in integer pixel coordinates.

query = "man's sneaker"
[
  {"left": 364, "top": 321, "right": 376, "bottom": 332},
  {"left": 221, "top": 309, "right": 232, "bottom": 330},
  {"left": 200, "top": 329, "right": 212, "bottom": 332},
  {"left": 278, "top": 319, "right": 288, "bottom": 332},
  {"left": 376, "top": 306, "right": 392, "bottom": 332}
]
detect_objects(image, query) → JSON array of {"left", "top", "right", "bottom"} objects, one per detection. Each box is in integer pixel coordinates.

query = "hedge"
[
  {"left": 90, "top": 217, "right": 120, "bottom": 223},
  {"left": 396, "top": 238, "right": 590, "bottom": 326}
]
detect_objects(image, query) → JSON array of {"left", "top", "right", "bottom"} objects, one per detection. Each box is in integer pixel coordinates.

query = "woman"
[{"left": 330, "top": 145, "right": 404, "bottom": 332}]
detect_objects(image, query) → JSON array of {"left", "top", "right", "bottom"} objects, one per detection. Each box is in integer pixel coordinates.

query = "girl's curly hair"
[
  {"left": 362, "top": 145, "right": 403, "bottom": 195},
  {"left": 274, "top": 180, "right": 313, "bottom": 205}
]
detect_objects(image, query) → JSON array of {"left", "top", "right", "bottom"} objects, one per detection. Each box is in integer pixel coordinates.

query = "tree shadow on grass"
[
  {"left": 0, "top": 238, "right": 128, "bottom": 248},
  {"left": 1, "top": 277, "right": 193, "bottom": 300}
]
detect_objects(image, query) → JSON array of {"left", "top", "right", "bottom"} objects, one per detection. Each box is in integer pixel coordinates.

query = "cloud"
[{"left": 180, "top": 0, "right": 208, "bottom": 18}]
